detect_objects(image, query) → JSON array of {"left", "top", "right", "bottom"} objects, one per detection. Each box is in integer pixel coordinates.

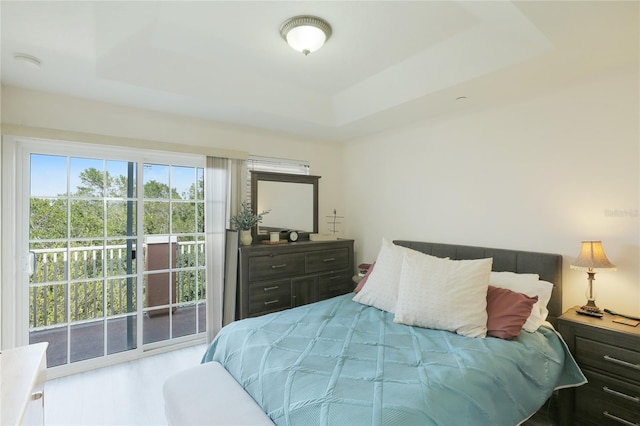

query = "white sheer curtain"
[{"left": 205, "top": 157, "right": 245, "bottom": 342}]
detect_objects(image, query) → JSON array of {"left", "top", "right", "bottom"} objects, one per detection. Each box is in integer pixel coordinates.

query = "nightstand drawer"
[
  {"left": 558, "top": 308, "right": 640, "bottom": 426},
  {"left": 249, "top": 253, "right": 305, "bottom": 281},
  {"left": 576, "top": 368, "right": 640, "bottom": 425},
  {"left": 305, "top": 249, "right": 349, "bottom": 273},
  {"left": 576, "top": 336, "right": 640, "bottom": 382}
]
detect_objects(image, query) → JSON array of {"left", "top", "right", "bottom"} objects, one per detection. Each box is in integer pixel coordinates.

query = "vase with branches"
[{"left": 230, "top": 200, "right": 269, "bottom": 245}]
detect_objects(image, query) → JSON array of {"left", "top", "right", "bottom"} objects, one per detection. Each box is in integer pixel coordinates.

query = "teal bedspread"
[{"left": 202, "top": 294, "right": 585, "bottom": 425}]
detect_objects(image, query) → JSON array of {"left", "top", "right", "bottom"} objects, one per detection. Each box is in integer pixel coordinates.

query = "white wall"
[
  {"left": 3, "top": 62, "right": 639, "bottom": 317},
  {"left": 343, "top": 64, "right": 640, "bottom": 315},
  {"left": 0, "top": 86, "right": 345, "bottom": 235}
]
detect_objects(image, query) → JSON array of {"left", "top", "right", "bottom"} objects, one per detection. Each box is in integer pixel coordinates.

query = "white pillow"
[
  {"left": 489, "top": 271, "right": 553, "bottom": 332},
  {"left": 393, "top": 250, "right": 492, "bottom": 338},
  {"left": 352, "top": 238, "right": 414, "bottom": 313}
]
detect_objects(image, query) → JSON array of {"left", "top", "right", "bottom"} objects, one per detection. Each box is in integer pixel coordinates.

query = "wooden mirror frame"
[{"left": 250, "top": 171, "right": 320, "bottom": 241}]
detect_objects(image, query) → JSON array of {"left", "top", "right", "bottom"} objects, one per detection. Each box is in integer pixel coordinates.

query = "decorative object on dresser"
[
  {"left": 230, "top": 200, "right": 269, "bottom": 246},
  {"left": 236, "top": 239, "right": 354, "bottom": 319},
  {"left": 558, "top": 308, "right": 639, "bottom": 426},
  {"left": 570, "top": 240, "right": 616, "bottom": 314},
  {"left": 309, "top": 233, "right": 338, "bottom": 241}
]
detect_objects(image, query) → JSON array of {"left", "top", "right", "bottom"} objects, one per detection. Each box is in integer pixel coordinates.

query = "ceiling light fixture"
[
  {"left": 280, "top": 15, "right": 332, "bottom": 56},
  {"left": 14, "top": 53, "right": 42, "bottom": 68}
]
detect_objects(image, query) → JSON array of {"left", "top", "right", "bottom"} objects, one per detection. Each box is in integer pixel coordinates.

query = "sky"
[{"left": 30, "top": 154, "right": 201, "bottom": 199}]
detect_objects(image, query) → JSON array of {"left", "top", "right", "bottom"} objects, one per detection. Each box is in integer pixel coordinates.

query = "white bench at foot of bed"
[{"left": 163, "top": 361, "right": 274, "bottom": 425}]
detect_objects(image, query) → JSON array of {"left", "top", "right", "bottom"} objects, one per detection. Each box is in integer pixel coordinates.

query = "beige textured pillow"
[
  {"left": 352, "top": 238, "right": 414, "bottom": 313},
  {"left": 394, "top": 250, "right": 492, "bottom": 338}
]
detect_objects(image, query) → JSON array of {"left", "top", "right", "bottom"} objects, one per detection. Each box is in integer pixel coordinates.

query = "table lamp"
[{"left": 570, "top": 241, "right": 616, "bottom": 313}]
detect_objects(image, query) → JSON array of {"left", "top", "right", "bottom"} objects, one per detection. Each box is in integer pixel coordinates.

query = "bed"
[{"left": 167, "top": 240, "right": 587, "bottom": 425}]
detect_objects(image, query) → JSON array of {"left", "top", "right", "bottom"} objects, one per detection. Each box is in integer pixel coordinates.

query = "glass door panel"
[
  {"left": 25, "top": 147, "right": 206, "bottom": 372},
  {"left": 28, "top": 154, "right": 139, "bottom": 368},
  {"left": 142, "top": 164, "right": 206, "bottom": 345}
]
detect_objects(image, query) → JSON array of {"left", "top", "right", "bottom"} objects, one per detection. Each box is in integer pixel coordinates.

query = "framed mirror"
[{"left": 251, "top": 171, "right": 320, "bottom": 241}]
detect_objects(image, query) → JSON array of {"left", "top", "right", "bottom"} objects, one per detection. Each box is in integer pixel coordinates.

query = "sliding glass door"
[
  {"left": 141, "top": 163, "right": 206, "bottom": 346},
  {"left": 28, "top": 155, "right": 139, "bottom": 366},
  {"left": 23, "top": 141, "right": 205, "bottom": 371}
]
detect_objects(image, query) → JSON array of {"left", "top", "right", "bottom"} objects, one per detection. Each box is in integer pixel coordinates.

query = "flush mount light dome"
[{"left": 280, "top": 15, "right": 332, "bottom": 56}]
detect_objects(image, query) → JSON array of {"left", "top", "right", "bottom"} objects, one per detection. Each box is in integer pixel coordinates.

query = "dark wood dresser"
[
  {"left": 237, "top": 239, "right": 355, "bottom": 319},
  {"left": 558, "top": 307, "right": 640, "bottom": 426}
]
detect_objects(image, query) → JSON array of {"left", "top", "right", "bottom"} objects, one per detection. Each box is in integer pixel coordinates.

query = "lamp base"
[{"left": 581, "top": 299, "right": 602, "bottom": 313}]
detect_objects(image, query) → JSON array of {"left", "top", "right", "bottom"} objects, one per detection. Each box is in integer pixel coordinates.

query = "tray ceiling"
[{"left": 1, "top": 1, "right": 637, "bottom": 141}]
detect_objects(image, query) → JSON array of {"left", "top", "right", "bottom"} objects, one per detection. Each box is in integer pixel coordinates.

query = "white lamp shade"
[
  {"left": 280, "top": 15, "right": 332, "bottom": 55},
  {"left": 570, "top": 241, "right": 616, "bottom": 272},
  {"left": 286, "top": 25, "right": 327, "bottom": 54}
]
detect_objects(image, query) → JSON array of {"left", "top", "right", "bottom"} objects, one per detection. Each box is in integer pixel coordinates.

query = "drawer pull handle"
[
  {"left": 323, "top": 258, "right": 336, "bottom": 262},
  {"left": 328, "top": 275, "right": 342, "bottom": 281},
  {"left": 31, "top": 391, "right": 44, "bottom": 401},
  {"left": 603, "top": 386, "right": 640, "bottom": 403},
  {"left": 263, "top": 286, "right": 279, "bottom": 292},
  {"left": 604, "top": 355, "right": 640, "bottom": 371},
  {"left": 603, "top": 411, "right": 639, "bottom": 426},
  {"left": 264, "top": 300, "right": 279, "bottom": 306},
  {"left": 271, "top": 264, "right": 287, "bottom": 269}
]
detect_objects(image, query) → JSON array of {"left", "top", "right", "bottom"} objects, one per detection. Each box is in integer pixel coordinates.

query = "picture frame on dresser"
[{"left": 557, "top": 307, "right": 640, "bottom": 426}]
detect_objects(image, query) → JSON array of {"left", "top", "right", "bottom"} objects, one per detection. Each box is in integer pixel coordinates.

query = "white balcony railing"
[{"left": 29, "top": 241, "right": 205, "bottom": 329}]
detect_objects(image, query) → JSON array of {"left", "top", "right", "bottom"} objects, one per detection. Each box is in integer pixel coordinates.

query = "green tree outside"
[{"left": 29, "top": 166, "right": 205, "bottom": 328}]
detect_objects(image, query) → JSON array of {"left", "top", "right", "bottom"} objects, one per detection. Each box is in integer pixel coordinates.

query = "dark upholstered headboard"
[{"left": 393, "top": 240, "right": 563, "bottom": 327}]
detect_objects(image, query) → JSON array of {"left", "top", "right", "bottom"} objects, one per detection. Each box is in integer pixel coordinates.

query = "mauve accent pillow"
[
  {"left": 486, "top": 285, "right": 539, "bottom": 340},
  {"left": 354, "top": 262, "right": 375, "bottom": 293},
  {"left": 490, "top": 272, "right": 553, "bottom": 332}
]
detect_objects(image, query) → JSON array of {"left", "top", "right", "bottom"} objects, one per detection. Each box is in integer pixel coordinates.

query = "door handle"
[{"left": 28, "top": 251, "right": 36, "bottom": 276}]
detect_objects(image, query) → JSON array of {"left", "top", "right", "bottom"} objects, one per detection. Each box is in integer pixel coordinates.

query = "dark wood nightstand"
[{"left": 557, "top": 307, "right": 640, "bottom": 426}]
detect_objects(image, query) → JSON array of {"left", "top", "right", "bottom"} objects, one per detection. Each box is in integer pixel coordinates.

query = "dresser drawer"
[
  {"left": 577, "top": 368, "right": 640, "bottom": 426},
  {"left": 318, "top": 270, "right": 353, "bottom": 299},
  {"left": 249, "top": 253, "right": 305, "bottom": 281},
  {"left": 305, "top": 248, "right": 349, "bottom": 273},
  {"left": 248, "top": 279, "right": 292, "bottom": 315},
  {"left": 576, "top": 336, "right": 640, "bottom": 382}
]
